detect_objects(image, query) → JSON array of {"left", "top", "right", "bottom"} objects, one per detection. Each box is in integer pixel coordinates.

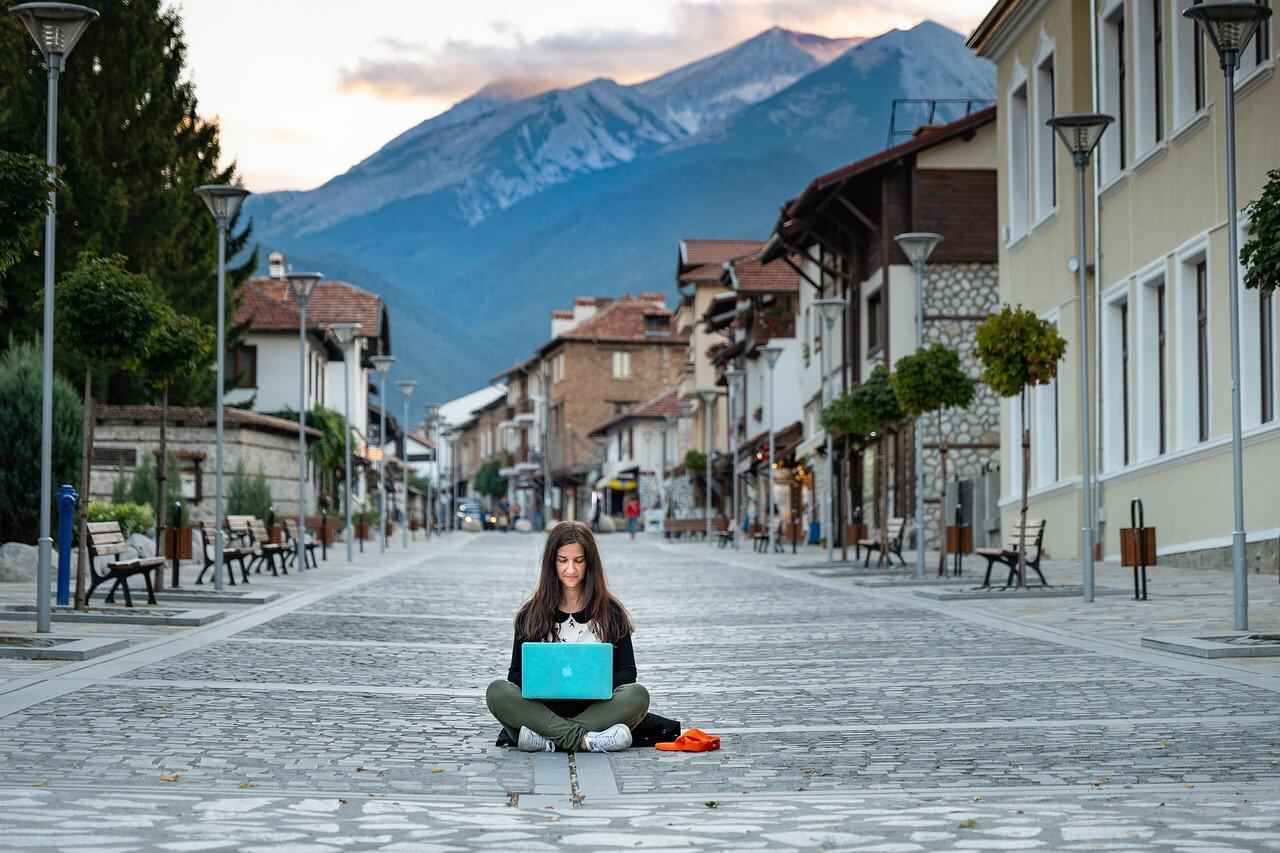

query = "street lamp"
[
  {"left": 395, "top": 380, "right": 418, "bottom": 548},
  {"left": 761, "top": 345, "right": 784, "bottom": 555},
  {"left": 369, "top": 355, "right": 396, "bottom": 553},
  {"left": 446, "top": 429, "right": 460, "bottom": 531},
  {"left": 724, "top": 368, "right": 746, "bottom": 550},
  {"left": 11, "top": 2, "right": 99, "bottom": 629},
  {"left": 1185, "top": 0, "right": 1271, "bottom": 630},
  {"left": 813, "top": 298, "right": 847, "bottom": 563},
  {"left": 894, "top": 232, "right": 943, "bottom": 580},
  {"left": 423, "top": 403, "right": 441, "bottom": 535},
  {"left": 1047, "top": 112, "right": 1112, "bottom": 603},
  {"left": 697, "top": 389, "right": 719, "bottom": 541},
  {"left": 285, "top": 271, "right": 323, "bottom": 574},
  {"left": 326, "top": 322, "right": 362, "bottom": 562},
  {"left": 194, "top": 184, "right": 251, "bottom": 591}
]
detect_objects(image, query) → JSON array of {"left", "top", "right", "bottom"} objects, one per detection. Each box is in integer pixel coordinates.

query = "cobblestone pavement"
[{"left": 1, "top": 531, "right": 1279, "bottom": 850}]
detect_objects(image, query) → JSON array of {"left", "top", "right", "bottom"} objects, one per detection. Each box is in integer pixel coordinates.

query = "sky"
[{"left": 175, "top": 0, "right": 993, "bottom": 193}]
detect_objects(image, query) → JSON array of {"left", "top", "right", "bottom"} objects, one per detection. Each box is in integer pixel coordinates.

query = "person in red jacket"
[{"left": 624, "top": 495, "right": 642, "bottom": 539}]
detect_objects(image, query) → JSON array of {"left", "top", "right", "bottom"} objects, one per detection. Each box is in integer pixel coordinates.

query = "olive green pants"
[{"left": 486, "top": 679, "right": 650, "bottom": 752}]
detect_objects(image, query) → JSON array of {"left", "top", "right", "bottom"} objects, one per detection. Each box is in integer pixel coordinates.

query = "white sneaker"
[
  {"left": 583, "top": 723, "right": 632, "bottom": 753},
  {"left": 518, "top": 726, "right": 555, "bottom": 752}
]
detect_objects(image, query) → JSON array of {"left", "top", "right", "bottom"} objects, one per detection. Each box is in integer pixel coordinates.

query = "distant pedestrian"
[{"left": 624, "top": 495, "right": 642, "bottom": 539}]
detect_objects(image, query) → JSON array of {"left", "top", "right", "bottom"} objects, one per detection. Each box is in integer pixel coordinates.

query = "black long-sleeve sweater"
[{"left": 506, "top": 605, "right": 636, "bottom": 716}]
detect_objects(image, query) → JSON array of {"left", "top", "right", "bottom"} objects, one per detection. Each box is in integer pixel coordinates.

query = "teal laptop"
[{"left": 521, "top": 642, "right": 613, "bottom": 700}]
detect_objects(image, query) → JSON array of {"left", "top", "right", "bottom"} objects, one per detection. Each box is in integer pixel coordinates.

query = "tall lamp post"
[
  {"left": 894, "top": 233, "right": 943, "bottom": 580},
  {"left": 395, "top": 380, "right": 417, "bottom": 548},
  {"left": 698, "top": 389, "right": 719, "bottom": 541},
  {"left": 762, "top": 346, "right": 784, "bottom": 555},
  {"left": 1185, "top": 0, "right": 1271, "bottom": 630},
  {"left": 370, "top": 355, "right": 396, "bottom": 553},
  {"left": 724, "top": 368, "right": 746, "bottom": 550},
  {"left": 446, "top": 429, "right": 460, "bottom": 531},
  {"left": 326, "top": 323, "right": 362, "bottom": 562},
  {"left": 11, "top": 2, "right": 99, "bottom": 630},
  {"left": 424, "top": 404, "right": 441, "bottom": 534},
  {"left": 284, "top": 271, "right": 323, "bottom": 573},
  {"left": 194, "top": 184, "right": 251, "bottom": 591},
  {"left": 1047, "top": 112, "right": 1112, "bottom": 604},
  {"left": 813, "top": 298, "right": 847, "bottom": 563},
  {"left": 660, "top": 414, "right": 676, "bottom": 517}
]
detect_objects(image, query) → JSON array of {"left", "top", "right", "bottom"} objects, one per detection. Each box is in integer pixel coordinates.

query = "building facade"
[{"left": 970, "top": 0, "right": 1280, "bottom": 568}]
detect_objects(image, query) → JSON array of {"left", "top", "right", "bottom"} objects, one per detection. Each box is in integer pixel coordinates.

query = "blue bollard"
[{"left": 56, "top": 485, "right": 77, "bottom": 607}]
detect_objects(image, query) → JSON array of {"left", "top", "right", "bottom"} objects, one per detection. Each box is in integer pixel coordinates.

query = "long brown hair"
[{"left": 515, "top": 521, "right": 633, "bottom": 643}]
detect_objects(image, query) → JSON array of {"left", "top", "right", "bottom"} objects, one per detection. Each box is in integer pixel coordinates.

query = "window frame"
[{"left": 232, "top": 344, "right": 258, "bottom": 389}]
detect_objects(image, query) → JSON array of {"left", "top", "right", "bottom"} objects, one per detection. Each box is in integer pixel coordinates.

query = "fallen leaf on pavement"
[
  {"left": 957, "top": 819, "right": 978, "bottom": 830},
  {"left": 160, "top": 772, "right": 180, "bottom": 782},
  {"left": 430, "top": 767, "right": 445, "bottom": 773}
]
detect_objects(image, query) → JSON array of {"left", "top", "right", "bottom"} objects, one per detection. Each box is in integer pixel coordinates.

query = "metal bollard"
[
  {"left": 321, "top": 509, "right": 329, "bottom": 561},
  {"left": 170, "top": 502, "right": 183, "bottom": 589},
  {"left": 56, "top": 485, "right": 77, "bottom": 607}
]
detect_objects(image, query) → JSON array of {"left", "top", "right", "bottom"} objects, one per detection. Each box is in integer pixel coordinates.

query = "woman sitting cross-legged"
[{"left": 486, "top": 520, "right": 649, "bottom": 752}]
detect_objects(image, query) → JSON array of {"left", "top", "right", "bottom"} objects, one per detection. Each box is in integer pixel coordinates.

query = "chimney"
[
  {"left": 640, "top": 291, "right": 666, "bottom": 309},
  {"left": 551, "top": 309, "right": 575, "bottom": 337},
  {"left": 268, "top": 251, "right": 286, "bottom": 279},
  {"left": 573, "top": 296, "right": 602, "bottom": 324}
]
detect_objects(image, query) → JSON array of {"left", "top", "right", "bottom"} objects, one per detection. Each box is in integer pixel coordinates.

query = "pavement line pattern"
[{"left": 1, "top": 531, "right": 1279, "bottom": 851}]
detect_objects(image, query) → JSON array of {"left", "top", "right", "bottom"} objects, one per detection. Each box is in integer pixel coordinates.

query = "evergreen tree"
[{"left": 0, "top": 0, "right": 255, "bottom": 403}]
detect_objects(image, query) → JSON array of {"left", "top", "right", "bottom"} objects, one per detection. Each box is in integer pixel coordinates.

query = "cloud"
[{"left": 338, "top": 0, "right": 988, "bottom": 103}]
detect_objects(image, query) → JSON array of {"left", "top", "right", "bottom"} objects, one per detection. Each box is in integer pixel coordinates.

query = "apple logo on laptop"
[{"left": 562, "top": 666, "right": 573, "bottom": 678}]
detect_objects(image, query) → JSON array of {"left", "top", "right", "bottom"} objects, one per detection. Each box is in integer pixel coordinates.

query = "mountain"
[
  {"left": 244, "top": 21, "right": 993, "bottom": 400},
  {"left": 635, "top": 26, "right": 864, "bottom": 131}
]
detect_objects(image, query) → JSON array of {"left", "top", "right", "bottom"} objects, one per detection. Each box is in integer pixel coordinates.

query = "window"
[
  {"left": 1173, "top": 1, "right": 1208, "bottom": 128},
  {"left": 1137, "top": 273, "right": 1168, "bottom": 459},
  {"left": 643, "top": 314, "right": 668, "bottom": 335},
  {"left": 1034, "top": 53, "right": 1057, "bottom": 216},
  {"left": 552, "top": 352, "right": 565, "bottom": 383},
  {"left": 866, "top": 290, "right": 883, "bottom": 354},
  {"left": 1197, "top": 261, "right": 1209, "bottom": 441},
  {"left": 1262, "top": 289, "right": 1275, "bottom": 423},
  {"left": 612, "top": 350, "right": 632, "bottom": 379},
  {"left": 1100, "top": 6, "right": 1128, "bottom": 178},
  {"left": 1152, "top": 0, "right": 1165, "bottom": 143},
  {"left": 1239, "top": 0, "right": 1272, "bottom": 75},
  {"left": 1008, "top": 76, "right": 1031, "bottom": 234},
  {"left": 232, "top": 345, "right": 257, "bottom": 389},
  {"left": 1102, "top": 287, "right": 1130, "bottom": 471}
]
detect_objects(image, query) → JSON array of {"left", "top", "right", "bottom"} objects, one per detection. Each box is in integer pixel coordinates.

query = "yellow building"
[{"left": 970, "top": 0, "right": 1279, "bottom": 569}]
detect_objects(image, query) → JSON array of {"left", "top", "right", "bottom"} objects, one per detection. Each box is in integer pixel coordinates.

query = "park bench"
[
  {"left": 860, "top": 517, "right": 907, "bottom": 567},
  {"left": 227, "top": 515, "right": 287, "bottom": 576},
  {"left": 282, "top": 519, "right": 318, "bottom": 569},
  {"left": 663, "top": 517, "right": 707, "bottom": 539},
  {"left": 85, "top": 521, "right": 164, "bottom": 606},
  {"left": 976, "top": 518, "right": 1048, "bottom": 587},
  {"left": 195, "top": 518, "right": 251, "bottom": 585}
]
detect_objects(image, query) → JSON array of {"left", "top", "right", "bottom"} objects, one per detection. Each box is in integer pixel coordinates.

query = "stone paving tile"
[{"left": 0, "top": 685, "right": 528, "bottom": 796}]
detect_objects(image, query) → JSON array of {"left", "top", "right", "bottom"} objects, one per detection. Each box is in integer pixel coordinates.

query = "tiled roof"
[
  {"left": 551, "top": 310, "right": 574, "bottom": 319},
  {"left": 556, "top": 295, "right": 680, "bottom": 344},
  {"left": 236, "top": 277, "right": 384, "bottom": 338},
  {"left": 724, "top": 251, "right": 799, "bottom": 293},
  {"left": 589, "top": 389, "right": 683, "bottom": 436},
  {"left": 96, "top": 405, "right": 320, "bottom": 439},
  {"left": 679, "top": 239, "right": 765, "bottom": 270}
]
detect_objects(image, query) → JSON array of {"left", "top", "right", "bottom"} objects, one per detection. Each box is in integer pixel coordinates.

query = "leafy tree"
[
  {"left": 823, "top": 364, "right": 902, "bottom": 564},
  {"left": 0, "top": 150, "right": 55, "bottom": 287},
  {"left": 0, "top": 341, "right": 82, "bottom": 543},
  {"left": 891, "top": 344, "right": 975, "bottom": 573},
  {"left": 56, "top": 254, "right": 162, "bottom": 607},
  {"left": 140, "top": 306, "right": 212, "bottom": 548},
  {"left": 1243, "top": 168, "right": 1280, "bottom": 294},
  {"left": 226, "top": 460, "right": 272, "bottom": 521},
  {"left": 306, "top": 406, "right": 351, "bottom": 515},
  {"left": 975, "top": 305, "right": 1067, "bottom": 586},
  {"left": 0, "top": 0, "right": 255, "bottom": 400},
  {"left": 474, "top": 459, "right": 507, "bottom": 500},
  {"left": 120, "top": 453, "right": 184, "bottom": 523}
]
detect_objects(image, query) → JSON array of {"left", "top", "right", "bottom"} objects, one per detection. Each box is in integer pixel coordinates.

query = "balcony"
[{"left": 514, "top": 398, "right": 537, "bottom": 424}]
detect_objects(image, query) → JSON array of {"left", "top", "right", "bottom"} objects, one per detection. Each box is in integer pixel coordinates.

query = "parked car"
[{"left": 456, "top": 499, "right": 493, "bottom": 531}]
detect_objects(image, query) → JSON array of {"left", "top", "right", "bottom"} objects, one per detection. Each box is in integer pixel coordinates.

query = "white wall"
[{"left": 225, "top": 332, "right": 329, "bottom": 413}]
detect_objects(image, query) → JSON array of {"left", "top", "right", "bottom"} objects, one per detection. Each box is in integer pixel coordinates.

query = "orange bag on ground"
[{"left": 654, "top": 728, "right": 720, "bottom": 752}]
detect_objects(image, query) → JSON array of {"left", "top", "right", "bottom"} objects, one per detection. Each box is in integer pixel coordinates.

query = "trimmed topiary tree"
[
  {"left": 57, "top": 254, "right": 163, "bottom": 607},
  {"left": 975, "top": 305, "right": 1067, "bottom": 587},
  {"left": 474, "top": 459, "right": 507, "bottom": 502},
  {"left": 891, "top": 344, "right": 975, "bottom": 574},
  {"left": 0, "top": 341, "right": 82, "bottom": 543},
  {"left": 823, "top": 363, "right": 903, "bottom": 565}
]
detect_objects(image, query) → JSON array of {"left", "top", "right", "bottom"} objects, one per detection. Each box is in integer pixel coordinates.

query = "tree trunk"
[
  {"left": 154, "top": 384, "right": 168, "bottom": 590},
  {"left": 936, "top": 409, "right": 949, "bottom": 577},
  {"left": 876, "top": 434, "right": 889, "bottom": 567},
  {"left": 75, "top": 363, "right": 94, "bottom": 610},
  {"left": 1017, "top": 390, "right": 1031, "bottom": 589}
]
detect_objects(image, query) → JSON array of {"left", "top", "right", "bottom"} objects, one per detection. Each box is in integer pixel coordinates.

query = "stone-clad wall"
[{"left": 905, "top": 261, "right": 1001, "bottom": 548}]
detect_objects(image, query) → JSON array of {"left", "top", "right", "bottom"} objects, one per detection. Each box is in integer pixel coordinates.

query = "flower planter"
[{"left": 355, "top": 522, "right": 371, "bottom": 541}]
